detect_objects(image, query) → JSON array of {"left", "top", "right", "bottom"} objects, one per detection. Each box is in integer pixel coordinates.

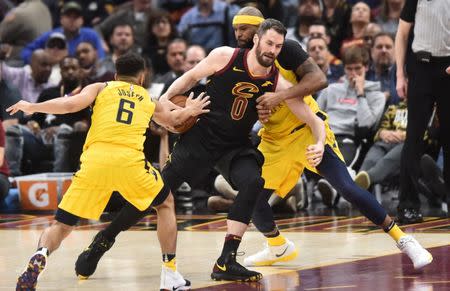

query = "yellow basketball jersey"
[
  {"left": 260, "top": 60, "right": 321, "bottom": 139},
  {"left": 83, "top": 81, "right": 155, "bottom": 152}
]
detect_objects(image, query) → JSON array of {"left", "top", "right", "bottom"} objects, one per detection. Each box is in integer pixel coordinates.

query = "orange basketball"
[{"left": 170, "top": 95, "right": 197, "bottom": 133}]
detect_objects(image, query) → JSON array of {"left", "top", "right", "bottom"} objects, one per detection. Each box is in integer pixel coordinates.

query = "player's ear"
[
  {"left": 253, "top": 34, "right": 259, "bottom": 46},
  {"left": 114, "top": 73, "right": 118, "bottom": 81},
  {"left": 138, "top": 71, "right": 145, "bottom": 86}
]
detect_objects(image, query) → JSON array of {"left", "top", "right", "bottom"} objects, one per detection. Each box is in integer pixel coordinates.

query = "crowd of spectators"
[{"left": 0, "top": 0, "right": 447, "bottom": 222}]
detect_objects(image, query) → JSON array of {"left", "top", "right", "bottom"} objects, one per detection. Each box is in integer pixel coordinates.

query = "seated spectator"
[
  {"left": 0, "top": 121, "right": 9, "bottom": 205},
  {"left": 316, "top": 45, "right": 385, "bottom": 207},
  {"left": 354, "top": 98, "right": 407, "bottom": 190},
  {"left": 340, "top": 2, "right": 371, "bottom": 55},
  {"left": 152, "top": 38, "right": 187, "bottom": 97},
  {"left": 145, "top": 10, "right": 178, "bottom": 77},
  {"left": 75, "top": 41, "right": 114, "bottom": 86},
  {"left": 322, "top": 0, "right": 352, "bottom": 57},
  {"left": 184, "top": 44, "right": 207, "bottom": 96},
  {"left": 45, "top": 32, "right": 69, "bottom": 85},
  {"left": 21, "top": 2, "right": 105, "bottom": 64},
  {"left": 177, "top": 0, "right": 239, "bottom": 51},
  {"left": 366, "top": 32, "right": 399, "bottom": 105},
  {"left": 5, "top": 56, "right": 90, "bottom": 175},
  {"left": 286, "top": 0, "right": 323, "bottom": 50},
  {"left": 0, "top": 0, "right": 51, "bottom": 67},
  {"left": 0, "top": 79, "right": 22, "bottom": 129},
  {"left": 95, "top": 0, "right": 151, "bottom": 54},
  {"left": 307, "top": 36, "right": 344, "bottom": 86},
  {"left": 98, "top": 22, "right": 135, "bottom": 75},
  {"left": 362, "top": 22, "right": 382, "bottom": 49},
  {"left": 1, "top": 49, "right": 56, "bottom": 103},
  {"left": 376, "top": 0, "right": 404, "bottom": 35}
]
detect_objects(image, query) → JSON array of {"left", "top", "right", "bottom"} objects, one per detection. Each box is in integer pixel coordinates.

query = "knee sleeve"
[{"left": 227, "top": 176, "right": 265, "bottom": 224}]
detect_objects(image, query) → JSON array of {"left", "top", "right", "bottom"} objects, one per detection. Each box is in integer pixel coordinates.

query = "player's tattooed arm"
[{"left": 256, "top": 57, "right": 327, "bottom": 110}]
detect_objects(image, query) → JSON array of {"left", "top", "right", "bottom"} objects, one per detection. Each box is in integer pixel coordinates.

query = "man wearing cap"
[
  {"left": 45, "top": 32, "right": 69, "bottom": 84},
  {"left": 21, "top": 1, "right": 105, "bottom": 64}
]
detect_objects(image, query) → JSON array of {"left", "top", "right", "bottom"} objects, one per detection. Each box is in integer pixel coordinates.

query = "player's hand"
[
  {"left": 6, "top": 100, "right": 34, "bottom": 116},
  {"left": 185, "top": 92, "right": 210, "bottom": 116},
  {"left": 306, "top": 142, "right": 324, "bottom": 167},
  {"left": 256, "top": 92, "right": 283, "bottom": 110},
  {"left": 257, "top": 106, "right": 271, "bottom": 123},
  {"left": 396, "top": 75, "right": 408, "bottom": 99}
]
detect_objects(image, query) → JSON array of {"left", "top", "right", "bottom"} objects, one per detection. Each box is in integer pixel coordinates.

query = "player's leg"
[
  {"left": 16, "top": 209, "right": 78, "bottom": 290},
  {"left": 75, "top": 198, "right": 147, "bottom": 278},
  {"left": 211, "top": 154, "right": 265, "bottom": 282},
  {"left": 153, "top": 188, "right": 191, "bottom": 290},
  {"left": 243, "top": 189, "right": 298, "bottom": 266},
  {"left": 318, "top": 145, "right": 433, "bottom": 269}
]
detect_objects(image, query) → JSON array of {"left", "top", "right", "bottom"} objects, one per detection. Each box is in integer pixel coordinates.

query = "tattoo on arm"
[{"left": 295, "top": 58, "right": 321, "bottom": 80}]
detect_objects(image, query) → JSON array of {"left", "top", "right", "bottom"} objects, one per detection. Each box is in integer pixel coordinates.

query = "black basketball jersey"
[{"left": 196, "top": 48, "right": 278, "bottom": 145}]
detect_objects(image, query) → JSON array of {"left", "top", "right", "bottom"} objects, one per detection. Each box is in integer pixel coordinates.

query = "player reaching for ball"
[{"left": 10, "top": 52, "right": 209, "bottom": 291}]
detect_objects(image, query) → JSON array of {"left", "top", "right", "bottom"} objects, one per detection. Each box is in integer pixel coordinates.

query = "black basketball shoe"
[
  {"left": 75, "top": 231, "right": 115, "bottom": 278},
  {"left": 211, "top": 251, "right": 262, "bottom": 282}
]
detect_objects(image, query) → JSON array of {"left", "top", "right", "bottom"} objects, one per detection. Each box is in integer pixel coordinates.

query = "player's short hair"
[
  {"left": 256, "top": 18, "right": 287, "bottom": 38},
  {"left": 115, "top": 52, "right": 145, "bottom": 77},
  {"left": 342, "top": 45, "right": 370, "bottom": 66}
]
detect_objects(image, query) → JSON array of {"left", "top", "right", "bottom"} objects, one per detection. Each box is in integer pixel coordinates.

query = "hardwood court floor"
[{"left": 1, "top": 214, "right": 449, "bottom": 290}]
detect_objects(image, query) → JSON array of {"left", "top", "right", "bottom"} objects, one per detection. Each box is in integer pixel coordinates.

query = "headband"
[{"left": 232, "top": 15, "right": 264, "bottom": 26}]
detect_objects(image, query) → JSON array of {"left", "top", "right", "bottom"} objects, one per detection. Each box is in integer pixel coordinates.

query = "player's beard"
[{"left": 255, "top": 43, "right": 275, "bottom": 67}]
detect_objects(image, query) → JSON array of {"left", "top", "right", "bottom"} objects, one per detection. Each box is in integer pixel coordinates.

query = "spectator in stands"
[
  {"left": 362, "top": 22, "right": 382, "bottom": 49},
  {"left": 45, "top": 32, "right": 69, "bottom": 85},
  {"left": 33, "top": 56, "right": 89, "bottom": 172},
  {"left": 322, "top": 0, "right": 352, "bottom": 57},
  {"left": 366, "top": 32, "right": 399, "bottom": 104},
  {"left": 0, "top": 121, "right": 9, "bottom": 205},
  {"left": 1, "top": 49, "right": 56, "bottom": 103},
  {"left": 177, "top": 0, "right": 239, "bottom": 51},
  {"left": 286, "top": 0, "right": 323, "bottom": 50},
  {"left": 307, "top": 36, "right": 344, "bottom": 85},
  {"left": 98, "top": 22, "right": 135, "bottom": 75},
  {"left": 21, "top": 1, "right": 105, "bottom": 64},
  {"left": 152, "top": 38, "right": 187, "bottom": 96},
  {"left": 0, "top": 79, "right": 22, "bottom": 129},
  {"left": 75, "top": 41, "right": 113, "bottom": 86},
  {"left": 376, "top": 0, "right": 404, "bottom": 35},
  {"left": 145, "top": 10, "right": 178, "bottom": 77},
  {"left": 95, "top": 0, "right": 151, "bottom": 54},
  {"left": 0, "top": 0, "right": 51, "bottom": 67},
  {"left": 341, "top": 2, "right": 371, "bottom": 55},
  {"left": 354, "top": 97, "right": 407, "bottom": 190},
  {"left": 316, "top": 45, "right": 385, "bottom": 207},
  {"left": 184, "top": 44, "right": 207, "bottom": 97}
]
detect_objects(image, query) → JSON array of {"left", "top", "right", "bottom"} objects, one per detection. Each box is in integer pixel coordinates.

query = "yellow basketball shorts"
[
  {"left": 58, "top": 145, "right": 164, "bottom": 220},
  {"left": 259, "top": 122, "right": 344, "bottom": 198}
]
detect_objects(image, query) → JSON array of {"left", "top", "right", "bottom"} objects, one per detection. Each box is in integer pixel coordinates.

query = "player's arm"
[
  {"left": 257, "top": 40, "right": 327, "bottom": 109},
  {"left": 278, "top": 74, "right": 326, "bottom": 167},
  {"left": 160, "top": 47, "right": 235, "bottom": 102},
  {"left": 153, "top": 92, "right": 210, "bottom": 128},
  {"left": 6, "top": 83, "right": 104, "bottom": 116}
]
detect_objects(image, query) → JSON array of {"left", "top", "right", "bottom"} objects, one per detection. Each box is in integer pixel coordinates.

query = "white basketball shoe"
[
  {"left": 160, "top": 266, "right": 191, "bottom": 291},
  {"left": 397, "top": 235, "right": 433, "bottom": 269},
  {"left": 244, "top": 239, "right": 298, "bottom": 267}
]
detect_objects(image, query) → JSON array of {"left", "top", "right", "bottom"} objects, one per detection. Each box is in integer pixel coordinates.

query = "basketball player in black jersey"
[{"left": 74, "top": 19, "right": 328, "bottom": 283}]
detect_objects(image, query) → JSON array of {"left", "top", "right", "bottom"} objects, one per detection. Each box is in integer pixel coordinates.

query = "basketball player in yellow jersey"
[
  {"left": 9, "top": 52, "right": 209, "bottom": 291},
  {"left": 232, "top": 7, "right": 433, "bottom": 271}
]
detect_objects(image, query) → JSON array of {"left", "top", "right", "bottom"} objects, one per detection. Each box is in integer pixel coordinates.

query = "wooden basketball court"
[{"left": 1, "top": 214, "right": 449, "bottom": 290}]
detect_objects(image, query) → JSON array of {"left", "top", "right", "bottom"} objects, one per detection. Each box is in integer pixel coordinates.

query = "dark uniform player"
[{"left": 74, "top": 18, "right": 330, "bottom": 283}]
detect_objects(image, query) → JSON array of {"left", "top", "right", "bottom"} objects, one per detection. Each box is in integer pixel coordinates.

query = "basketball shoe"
[
  {"left": 75, "top": 231, "right": 115, "bottom": 278},
  {"left": 211, "top": 251, "right": 262, "bottom": 282},
  {"left": 243, "top": 239, "right": 298, "bottom": 267},
  {"left": 160, "top": 266, "right": 191, "bottom": 290},
  {"left": 397, "top": 235, "right": 433, "bottom": 269},
  {"left": 16, "top": 248, "right": 48, "bottom": 291}
]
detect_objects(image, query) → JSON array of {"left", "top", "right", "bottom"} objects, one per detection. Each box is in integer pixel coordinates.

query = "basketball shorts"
[
  {"left": 58, "top": 144, "right": 164, "bottom": 220},
  {"left": 259, "top": 120, "right": 343, "bottom": 198}
]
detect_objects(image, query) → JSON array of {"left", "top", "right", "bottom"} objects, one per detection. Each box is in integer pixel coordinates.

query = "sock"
[
  {"left": 267, "top": 234, "right": 287, "bottom": 247},
  {"left": 162, "top": 254, "right": 176, "bottom": 271},
  {"left": 384, "top": 221, "right": 405, "bottom": 242},
  {"left": 217, "top": 234, "right": 241, "bottom": 265},
  {"left": 36, "top": 247, "right": 49, "bottom": 256}
]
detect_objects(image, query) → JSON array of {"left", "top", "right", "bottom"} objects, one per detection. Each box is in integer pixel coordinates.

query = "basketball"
[{"left": 170, "top": 95, "right": 197, "bottom": 133}]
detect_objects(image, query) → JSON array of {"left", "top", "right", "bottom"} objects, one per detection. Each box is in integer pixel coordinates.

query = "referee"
[{"left": 395, "top": 0, "right": 450, "bottom": 223}]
